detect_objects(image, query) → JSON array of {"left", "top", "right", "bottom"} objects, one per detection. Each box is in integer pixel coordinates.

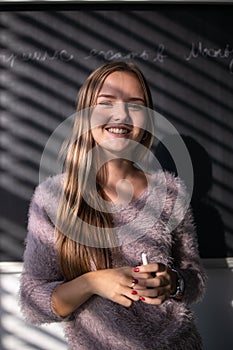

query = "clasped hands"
[
  {"left": 131, "top": 263, "right": 177, "bottom": 305},
  {"left": 89, "top": 262, "right": 177, "bottom": 307}
]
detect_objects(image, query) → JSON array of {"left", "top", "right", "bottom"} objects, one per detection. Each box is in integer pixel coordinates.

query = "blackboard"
[{"left": 0, "top": 1, "right": 233, "bottom": 260}]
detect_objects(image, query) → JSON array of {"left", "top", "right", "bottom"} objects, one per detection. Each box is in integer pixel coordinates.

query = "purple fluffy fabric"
[{"left": 19, "top": 171, "right": 206, "bottom": 349}]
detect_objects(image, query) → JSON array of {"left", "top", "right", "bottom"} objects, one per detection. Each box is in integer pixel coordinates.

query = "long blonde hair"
[{"left": 56, "top": 62, "right": 154, "bottom": 281}]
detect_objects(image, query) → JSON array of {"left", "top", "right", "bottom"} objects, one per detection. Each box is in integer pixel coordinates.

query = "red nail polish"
[
  {"left": 134, "top": 267, "right": 140, "bottom": 272},
  {"left": 140, "top": 296, "right": 145, "bottom": 301},
  {"left": 132, "top": 278, "right": 138, "bottom": 284},
  {"left": 131, "top": 290, "right": 138, "bottom": 295}
]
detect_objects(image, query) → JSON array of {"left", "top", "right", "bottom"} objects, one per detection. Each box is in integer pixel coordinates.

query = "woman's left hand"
[{"left": 132, "top": 263, "right": 178, "bottom": 305}]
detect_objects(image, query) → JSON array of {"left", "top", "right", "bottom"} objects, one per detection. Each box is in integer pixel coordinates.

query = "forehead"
[{"left": 98, "top": 71, "right": 144, "bottom": 98}]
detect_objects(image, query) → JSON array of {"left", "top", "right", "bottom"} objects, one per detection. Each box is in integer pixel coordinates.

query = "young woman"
[{"left": 20, "top": 62, "right": 206, "bottom": 350}]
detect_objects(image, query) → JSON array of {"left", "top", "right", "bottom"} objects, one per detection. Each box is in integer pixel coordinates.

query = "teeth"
[{"left": 108, "top": 128, "right": 128, "bottom": 134}]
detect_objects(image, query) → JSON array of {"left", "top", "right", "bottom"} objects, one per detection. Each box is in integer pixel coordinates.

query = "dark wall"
[{"left": 1, "top": 4, "right": 233, "bottom": 260}]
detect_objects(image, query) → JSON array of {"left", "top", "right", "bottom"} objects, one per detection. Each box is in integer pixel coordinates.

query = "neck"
[
  {"left": 98, "top": 159, "right": 147, "bottom": 204},
  {"left": 107, "top": 159, "right": 135, "bottom": 179}
]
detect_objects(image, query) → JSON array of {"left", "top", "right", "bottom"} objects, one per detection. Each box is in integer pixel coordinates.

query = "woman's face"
[{"left": 90, "top": 71, "right": 147, "bottom": 154}]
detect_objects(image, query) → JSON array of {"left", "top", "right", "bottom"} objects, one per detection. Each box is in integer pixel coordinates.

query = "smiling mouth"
[
  {"left": 105, "top": 124, "right": 132, "bottom": 135},
  {"left": 106, "top": 127, "right": 129, "bottom": 134}
]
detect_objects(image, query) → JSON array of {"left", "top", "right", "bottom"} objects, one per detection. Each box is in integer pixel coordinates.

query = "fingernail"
[
  {"left": 131, "top": 290, "right": 138, "bottom": 295},
  {"left": 134, "top": 267, "right": 140, "bottom": 272},
  {"left": 139, "top": 296, "right": 145, "bottom": 301},
  {"left": 132, "top": 278, "right": 138, "bottom": 284}
]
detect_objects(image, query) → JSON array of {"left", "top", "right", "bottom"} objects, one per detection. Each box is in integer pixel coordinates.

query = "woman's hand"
[
  {"left": 132, "top": 263, "right": 178, "bottom": 305},
  {"left": 52, "top": 264, "right": 177, "bottom": 317},
  {"left": 52, "top": 266, "right": 145, "bottom": 317},
  {"left": 87, "top": 267, "right": 147, "bottom": 307}
]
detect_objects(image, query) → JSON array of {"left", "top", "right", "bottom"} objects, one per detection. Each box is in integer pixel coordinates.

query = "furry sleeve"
[
  {"left": 171, "top": 205, "right": 207, "bottom": 305},
  {"left": 19, "top": 180, "right": 68, "bottom": 325}
]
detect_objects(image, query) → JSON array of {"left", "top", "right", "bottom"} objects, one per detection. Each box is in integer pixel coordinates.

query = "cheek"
[
  {"left": 131, "top": 111, "right": 147, "bottom": 129},
  {"left": 131, "top": 114, "right": 147, "bottom": 139},
  {"left": 91, "top": 106, "right": 110, "bottom": 129},
  {"left": 91, "top": 127, "right": 101, "bottom": 144}
]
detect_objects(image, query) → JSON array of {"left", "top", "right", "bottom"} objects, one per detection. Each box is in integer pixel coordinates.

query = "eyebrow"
[{"left": 97, "top": 94, "right": 145, "bottom": 103}]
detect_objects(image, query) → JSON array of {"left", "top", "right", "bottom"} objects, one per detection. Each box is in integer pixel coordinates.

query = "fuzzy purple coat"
[{"left": 20, "top": 171, "right": 206, "bottom": 350}]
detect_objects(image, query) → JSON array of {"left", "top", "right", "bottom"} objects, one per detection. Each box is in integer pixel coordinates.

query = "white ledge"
[
  {"left": 0, "top": 258, "right": 233, "bottom": 274},
  {"left": 0, "top": 262, "right": 23, "bottom": 274}
]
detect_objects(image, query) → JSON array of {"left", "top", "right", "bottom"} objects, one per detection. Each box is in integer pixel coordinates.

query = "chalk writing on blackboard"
[
  {"left": 0, "top": 50, "right": 74, "bottom": 68},
  {"left": 185, "top": 42, "right": 233, "bottom": 74},
  {"left": 85, "top": 45, "right": 167, "bottom": 63},
  {"left": 1, "top": 44, "right": 233, "bottom": 74}
]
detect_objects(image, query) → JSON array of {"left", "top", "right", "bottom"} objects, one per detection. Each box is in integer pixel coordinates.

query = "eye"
[
  {"left": 98, "top": 101, "right": 113, "bottom": 107},
  {"left": 127, "top": 103, "right": 144, "bottom": 111}
]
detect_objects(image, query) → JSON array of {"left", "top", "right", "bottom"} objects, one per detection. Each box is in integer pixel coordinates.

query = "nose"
[{"left": 112, "top": 102, "right": 130, "bottom": 122}]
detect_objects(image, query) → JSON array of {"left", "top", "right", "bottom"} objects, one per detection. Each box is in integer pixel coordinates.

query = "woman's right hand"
[
  {"left": 52, "top": 266, "right": 149, "bottom": 317},
  {"left": 87, "top": 267, "right": 144, "bottom": 307}
]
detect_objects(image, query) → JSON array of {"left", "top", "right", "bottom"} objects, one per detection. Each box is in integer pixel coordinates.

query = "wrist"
[
  {"left": 51, "top": 273, "right": 94, "bottom": 317},
  {"left": 85, "top": 270, "right": 99, "bottom": 295},
  {"left": 170, "top": 269, "right": 185, "bottom": 300}
]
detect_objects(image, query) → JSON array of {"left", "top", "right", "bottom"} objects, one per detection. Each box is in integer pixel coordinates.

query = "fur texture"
[{"left": 19, "top": 171, "right": 206, "bottom": 349}]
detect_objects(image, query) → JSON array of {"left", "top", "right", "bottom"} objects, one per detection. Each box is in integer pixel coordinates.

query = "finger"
[
  {"left": 132, "top": 271, "right": 151, "bottom": 279},
  {"left": 133, "top": 285, "right": 147, "bottom": 291},
  {"left": 134, "top": 263, "right": 166, "bottom": 275},
  {"left": 142, "top": 276, "right": 170, "bottom": 288},
  {"left": 123, "top": 286, "right": 141, "bottom": 303},
  {"left": 138, "top": 286, "right": 169, "bottom": 298},
  {"left": 139, "top": 294, "right": 167, "bottom": 305},
  {"left": 111, "top": 286, "right": 140, "bottom": 306},
  {"left": 115, "top": 295, "right": 133, "bottom": 308},
  {"left": 156, "top": 269, "right": 171, "bottom": 279},
  {"left": 128, "top": 277, "right": 147, "bottom": 289}
]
